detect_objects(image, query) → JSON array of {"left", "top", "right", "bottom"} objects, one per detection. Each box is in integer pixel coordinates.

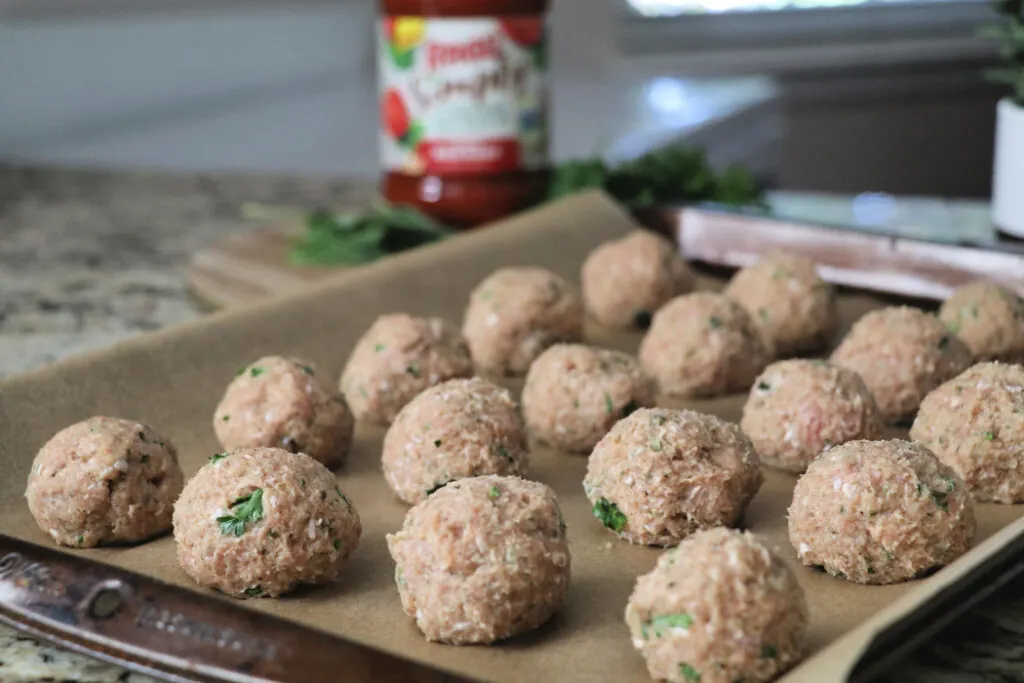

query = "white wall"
[{"left": 0, "top": 1, "right": 617, "bottom": 176}]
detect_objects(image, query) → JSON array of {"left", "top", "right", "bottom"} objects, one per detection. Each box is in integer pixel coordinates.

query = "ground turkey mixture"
[
  {"left": 724, "top": 251, "right": 839, "bottom": 358},
  {"left": 381, "top": 377, "right": 529, "bottom": 504},
  {"left": 939, "top": 281, "right": 1024, "bottom": 363},
  {"left": 339, "top": 313, "right": 473, "bottom": 425},
  {"left": 580, "top": 229, "right": 695, "bottom": 329},
  {"left": 584, "top": 408, "right": 763, "bottom": 547},
  {"left": 462, "top": 267, "right": 584, "bottom": 377},
  {"left": 214, "top": 356, "right": 354, "bottom": 469},
  {"left": 173, "top": 446, "right": 361, "bottom": 598},
  {"left": 521, "top": 343, "right": 657, "bottom": 453},
  {"left": 639, "top": 292, "right": 770, "bottom": 398},
  {"left": 788, "top": 439, "right": 975, "bottom": 585},
  {"left": 910, "top": 362, "right": 1024, "bottom": 503},
  {"left": 831, "top": 306, "right": 972, "bottom": 423},
  {"left": 386, "top": 475, "right": 571, "bottom": 645},
  {"left": 625, "top": 528, "right": 808, "bottom": 683},
  {"left": 26, "top": 416, "right": 184, "bottom": 548},
  {"left": 741, "top": 359, "right": 882, "bottom": 473}
]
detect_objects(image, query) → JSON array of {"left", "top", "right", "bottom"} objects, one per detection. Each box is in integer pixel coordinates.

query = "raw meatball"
[
  {"left": 382, "top": 377, "right": 529, "bottom": 504},
  {"left": 741, "top": 359, "right": 883, "bottom": 473},
  {"left": 386, "top": 475, "right": 571, "bottom": 644},
  {"left": 173, "top": 447, "right": 361, "bottom": 598},
  {"left": 214, "top": 356, "right": 354, "bottom": 469},
  {"left": 26, "top": 417, "right": 184, "bottom": 548},
  {"left": 910, "top": 362, "right": 1024, "bottom": 503},
  {"left": 581, "top": 230, "right": 695, "bottom": 328},
  {"left": 462, "top": 267, "right": 584, "bottom": 376},
  {"left": 788, "top": 439, "right": 975, "bottom": 585},
  {"left": 639, "top": 292, "right": 770, "bottom": 398},
  {"left": 339, "top": 313, "right": 473, "bottom": 425},
  {"left": 940, "top": 281, "right": 1024, "bottom": 363},
  {"left": 625, "top": 528, "right": 808, "bottom": 683},
  {"left": 521, "top": 344, "right": 657, "bottom": 453},
  {"left": 831, "top": 306, "right": 972, "bottom": 423},
  {"left": 584, "top": 408, "right": 763, "bottom": 547},
  {"left": 724, "top": 251, "right": 839, "bottom": 357}
]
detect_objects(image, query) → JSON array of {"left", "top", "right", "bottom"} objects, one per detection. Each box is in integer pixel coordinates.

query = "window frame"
[{"left": 616, "top": 0, "right": 997, "bottom": 75}]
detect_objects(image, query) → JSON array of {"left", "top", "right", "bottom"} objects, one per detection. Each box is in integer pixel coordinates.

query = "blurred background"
[{"left": 0, "top": 0, "right": 1000, "bottom": 197}]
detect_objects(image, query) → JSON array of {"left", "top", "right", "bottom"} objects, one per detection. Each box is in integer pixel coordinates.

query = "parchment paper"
[{"left": 1, "top": 190, "right": 1021, "bottom": 683}]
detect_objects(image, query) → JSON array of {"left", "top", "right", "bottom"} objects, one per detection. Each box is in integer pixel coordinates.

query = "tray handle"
[{"left": 0, "top": 534, "right": 474, "bottom": 683}]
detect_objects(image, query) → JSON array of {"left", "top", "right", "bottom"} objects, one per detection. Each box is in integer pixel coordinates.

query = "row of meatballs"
[{"left": 21, "top": 229, "right": 1024, "bottom": 683}]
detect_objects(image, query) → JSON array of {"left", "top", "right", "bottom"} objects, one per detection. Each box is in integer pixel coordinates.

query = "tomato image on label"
[
  {"left": 386, "top": 17, "right": 425, "bottom": 70},
  {"left": 382, "top": 88, "right": 425, "bottom": 152}
]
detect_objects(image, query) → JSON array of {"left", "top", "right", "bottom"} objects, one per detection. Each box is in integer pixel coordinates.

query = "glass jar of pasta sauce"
[{"left": 378, "top": 0, "right": 550, "bottom": 229}]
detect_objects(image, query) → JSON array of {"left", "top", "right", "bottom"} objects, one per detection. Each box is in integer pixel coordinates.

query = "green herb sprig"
[
  {"left": 217, "top": 489, "right": 264, "bottom": 537},
  {"left": 593, "top": 498, "right": 627, "bottom": 533},
  {"left": 248, "top": 143, "right": 764, "bottom": 267},
  {"left": 979, "top": 0, "right": 1024, "bottom": 106},
  {"left": 550, "top": 145, "right": 765, "bottom": 208}
]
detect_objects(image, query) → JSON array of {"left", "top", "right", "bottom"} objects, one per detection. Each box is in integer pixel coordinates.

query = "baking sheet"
[{"left": 1, "top": 190, "right": 1021, "bottom": 683}]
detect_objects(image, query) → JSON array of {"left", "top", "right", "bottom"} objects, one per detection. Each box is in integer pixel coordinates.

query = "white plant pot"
[{"left": 993, "top": 98, "right": 1024, "bottom": 239}]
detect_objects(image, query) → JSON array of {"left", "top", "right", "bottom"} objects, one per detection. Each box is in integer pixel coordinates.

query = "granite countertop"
[{"left": 2, "top": 165, "right": 1024, "bottom": 682}]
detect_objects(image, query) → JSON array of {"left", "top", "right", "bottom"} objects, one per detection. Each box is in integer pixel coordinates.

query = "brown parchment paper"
[{"left": 1, "top": 190, "right": 1022, "bottom": 683}]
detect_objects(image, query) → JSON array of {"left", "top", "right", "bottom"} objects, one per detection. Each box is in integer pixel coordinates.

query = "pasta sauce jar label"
[{"left": 378, "top": 16, "right": 548, "bottom": 176}]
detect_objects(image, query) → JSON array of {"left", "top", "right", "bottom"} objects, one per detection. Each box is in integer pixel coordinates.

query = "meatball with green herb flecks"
[
  {"left": 521, "top": 344, "right": 656, "bottom": 453},
  {"left": 831, "top": 306, "right": 972, "bottom": 423},
  {"left": 788, "top": 439, "right": 975, "bottom": 585},
  {"left": 724, "top": 251, "right": 839, "bottom": 357},
  {"left": 387, "top": 475, "right": 571, "bottom": 644},
  {"left": 26, "top": 417, "right": 184, "bottom": 548},
  {"left": 639, "top": 292, "right": 770, "bottom": 398},
  {"left": 462, "top": 267, "right": 584, "bottom": 377},
  {"left": 214, "top": 356, "right": 354, "bottom": 469},
  {"left": 173, "top": 447, "right": 361, "bottom": 599},
  {"left": 939, "top": 281, "right": 1024, "bottom": 363},
  {"left": 381, "top": 377, "right": 529, "bottom": 504},
  {"left": 584, "top": 408, "right": 763, "bottom": 547},
  {"left": 339, "top": 313, "right": 473, "bottom": 425},
  {"left": 581, "top": 230, "right": 695, "bottom": 329},
  {"left": 910, "top": 362, "right": 1024, "bottom": 503},
  {"left": 625, "top": 528, "right": 808, "bottom": 683},
  {"left": 741, "top": 359, "right": 882, "bottom": 473}
]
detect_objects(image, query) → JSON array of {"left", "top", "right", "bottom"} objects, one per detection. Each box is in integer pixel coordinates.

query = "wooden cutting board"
[
  {"left": 187, "top": 192, "right": 1020, "bottom": 311},
  {"left": 187, "top": 223, "right": 348, "bottom": 311}
]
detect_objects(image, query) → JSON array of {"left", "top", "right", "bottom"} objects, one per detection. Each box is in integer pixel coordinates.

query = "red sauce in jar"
[{"left": 378, "top": 0, "right": 551, "bottom": 229}]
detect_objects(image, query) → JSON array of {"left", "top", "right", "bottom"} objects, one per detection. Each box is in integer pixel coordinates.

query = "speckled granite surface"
[
  {"left": 0, "top": 165, "right": 371, "bottom": 379},
  {"left": 1, "top": 165, "right": 1023, "bottom": 682}
]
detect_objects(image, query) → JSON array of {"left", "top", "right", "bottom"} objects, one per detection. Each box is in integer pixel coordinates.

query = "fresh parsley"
[
  {"left": 243, "top": 585, "right": 262, "bottom": 597},
  {"left": 217, "top": 489, "right": 264, "bottom": 537},
  {"left": 209, "top": 453, "right": 228, "bottom": 464},
  {"left": 488, "top": 485, "right": 501, "bottom": 499},
  {"left": 604, "top": 392, "right": 614, "bottom": 414},
  {"left": 252, "top": 144, "right": 762, "bottom": 268},
  {"left": 642, "top": 613, "right": 694, "bottom": 639},
  {"left": 678, "top": 663, "right": 701, "bottom": 682},
  {"left": 593, "top": 498, "right": 627, "bottom": 532},
  {"left": 708, "top": 316, "right": 723, "bottom": 329},
  {"left": 250, "top": 366, "right": 265, "bottom": 378}
]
